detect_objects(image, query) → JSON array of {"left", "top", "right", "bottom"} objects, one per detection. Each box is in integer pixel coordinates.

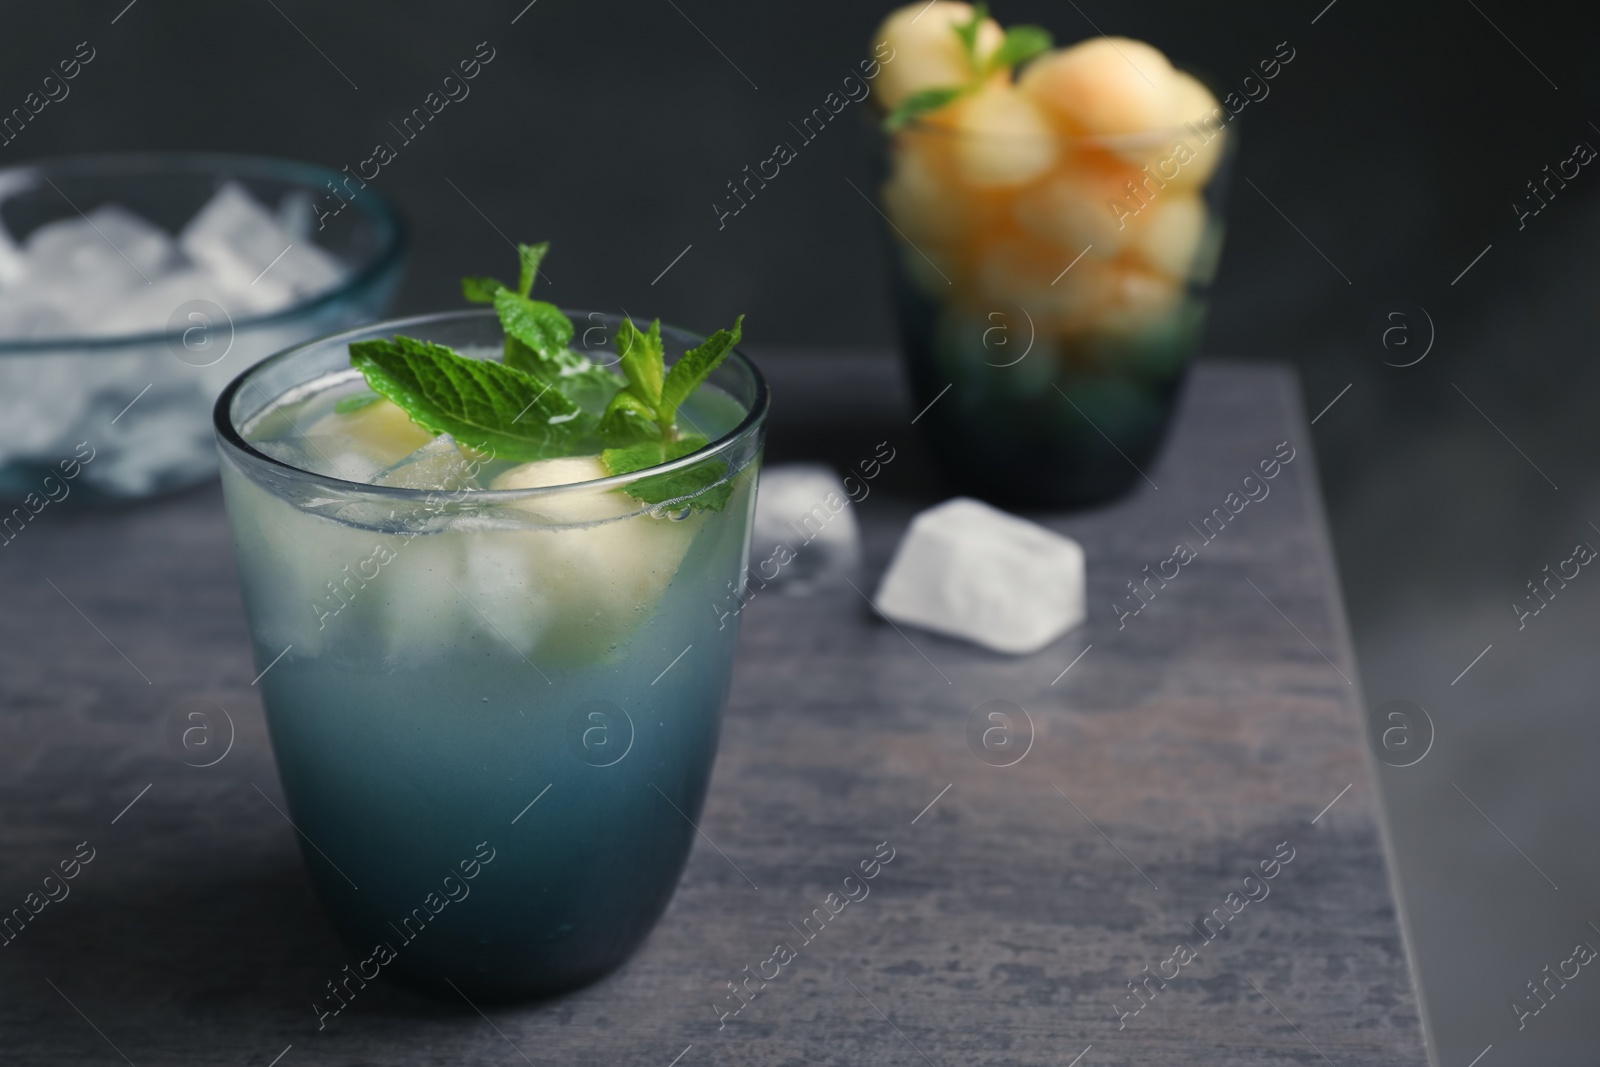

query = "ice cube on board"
[
  {"left": 873, "top": 497, "right": 1085, "bottom": 654},
  {"left": 750, "top": 463, "right": 861, "bottom": 590}
]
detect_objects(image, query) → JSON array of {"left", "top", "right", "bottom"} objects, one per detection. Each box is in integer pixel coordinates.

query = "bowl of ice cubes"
[{"left": 0, "top": 152, "right": 406, "bottom": 503}]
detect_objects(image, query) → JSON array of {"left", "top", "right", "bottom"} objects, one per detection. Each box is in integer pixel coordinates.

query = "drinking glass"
[
  {"left": 878, "top": 106, "right": 1234, "bottom": 507},
  {"left": 214, "top": 310, "right": 767, "bottom": 1000}
]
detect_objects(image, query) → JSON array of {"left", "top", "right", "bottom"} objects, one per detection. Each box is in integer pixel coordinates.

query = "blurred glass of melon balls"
[{"left": 870, "top": 2, "right": 1234, "bottom": 508}]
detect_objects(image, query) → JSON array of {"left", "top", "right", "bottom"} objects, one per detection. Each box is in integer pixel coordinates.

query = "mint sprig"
[
  {"left": 462, "top": 241, "right": 618, "bottom": 412},
  {"left": 880, "top": 9, "right": 1054, "bottom": 130},
  {"left": 599, "top": 314, "right": 744, "bottom": 510},
  {"left": 992, "top": 25, "right": 1051, "bottom": 69},
  {"left": 885, "top": 87, "right": 968, "bottom": 131},
  {"left": 350, "top": 241, "right": 747, "bottom": 511},
  {"left": 611, "top": 433, "right": 732, "bottom": 512},
  {"left": 953, "top": 2, "right": 989, "bottom": 65}
]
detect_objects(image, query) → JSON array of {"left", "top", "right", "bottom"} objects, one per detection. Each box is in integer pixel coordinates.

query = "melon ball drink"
[
  {"left": 214, "top": 243, "right": 765, "bottom": 1001},
  {"left": 873, "top": 3, "right": 1233, "bottom": 507}
]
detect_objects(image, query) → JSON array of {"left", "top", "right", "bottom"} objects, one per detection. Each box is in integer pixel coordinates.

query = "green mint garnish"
[
  {"left": 461, "top": 241, "right": 548, "bottom": 305},
  {"left": 598, "top": 314, "right": 744, "bottom": 511},
  {"left": 885, "top": 87, "right": 969, "bottom": 130},
  {"left": 495, "top": 288, "right": 573, "bottom": 362},
  {"left": 462, "top": 241, "right": 617, "bottom": 410},
  {"left": 991, "top": 25, "right": 1052, "bottom": 69},
  {"left": 953, "top": 2, "right": 989, "bottom": 64},
  {"left": 880, "top": 11, "right": 1053, "bottom": 130},
  {"left": 608, "top": 433, "right": 732, "bottom": 512},
  {"left": 350, "top": 335, "right": 593, "bottom": 461},
  {"left": 351, "top": 241, "right": 747, "bottom": 510}
]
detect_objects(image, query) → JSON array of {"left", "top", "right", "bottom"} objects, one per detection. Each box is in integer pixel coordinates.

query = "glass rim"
[
  {"left": 0, "top": 150, "right": 407, "bottom": 356},
  {"left": 213, "top": 307, "right": 770, "bottom": 502}
]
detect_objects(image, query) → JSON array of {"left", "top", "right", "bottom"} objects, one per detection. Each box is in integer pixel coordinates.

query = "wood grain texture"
[{"left": 0, "top": 358, "right": 1426, "bottom": 1066}]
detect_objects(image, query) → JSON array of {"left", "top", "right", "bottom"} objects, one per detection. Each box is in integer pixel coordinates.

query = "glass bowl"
[
  {"left": 0, "top": 152, "right": 406, "bottom": 505},
  {"left": 877, "top": 103, "right": 1235, "bottom": 508}
]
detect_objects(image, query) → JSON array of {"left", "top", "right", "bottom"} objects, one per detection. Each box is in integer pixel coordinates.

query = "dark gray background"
[{"left": 5, "top": 1, "right": 1600, "bottom": 1064}]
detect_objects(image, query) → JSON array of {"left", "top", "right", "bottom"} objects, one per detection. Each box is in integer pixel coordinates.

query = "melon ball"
[
  {"left": 489, "top": 455, "right": 701, "bottom": 662},
  {"left": 872, "top": 2, "right": 1004, "bottom": 111},
  {"left": 1130, "top": 193, "right": 1207, "bottom": 279},
  {"left": 947, "top": 84, "right": 1058, "bottom": 187},
  {"left": 1161, "top": 71, "right": 1228, "bottom": 190},
  {"left": 1013, "top": 162, "right": 1148, "bottom": 260},
  {"left": 307, "top": 397, "right": 436, "bottom": 469},
  {"left": 1173, "top": 70, "right": 1224, "bottom": 126},
  {"left": 1087, "top": 266, "right": 1183, "bottom": 337},
  {"left": 972, "top": 237, "right": 1120, "bottom": 335},
  {"left": 1019, "top": 38, "right": 1177, "bottom": 136},
  {"left": 881, "top": 139, "right": 971, "bottom": 247}
]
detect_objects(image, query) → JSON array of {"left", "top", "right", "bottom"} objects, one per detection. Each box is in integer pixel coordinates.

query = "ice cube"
[
  {"left": 179, "top": 181, "right": 344, "bottom": 298},
  {"left": 0, "top": 355, "right": 95, "bottom": 459},
  {"left": 0, "top": 293, "right": 73, "bottom": 339},
  {"left": 750, "top": 463, "right": 860, "bottom": 591},
  {"left": 83, "top": 389, "right": 214, "bottom": 498},
  {"left": 0, "top": 218, "right": 25, "bottom": 288},
  {"left": 252, "top": 434, "right": 386, "bottom": 484},
  {"left": 84, "top": 268, "right": 274, "bottom": 339},
  {"left": 488, "top": 455, "right": 701, "bottom": 661},
  {"left": 254, "top": 237, "right": 344, "bottom": 298},
  {"left": 873, "top": 497, "right": 1085, "bottom": 654},
  {"left": 276, "top": 190, "right": 315, "bottom": 240},
  {"left": 303, "top": 397, "right": 437, "bottom": 470},
  {"left": 23, "top": 204, "right": 177, "bottom": 290},
  {"left": 373, "top": 434, "right": 482, "bottom": 490}
]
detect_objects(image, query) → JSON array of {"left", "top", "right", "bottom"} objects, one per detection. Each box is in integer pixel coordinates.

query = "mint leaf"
[
  {"left": 614, "top": 318, "right": 665, "bottom": 410},
  {"left": 350, "top": 336, "right": 593, "bottom": 461},
  {"left": 595, "top": 313, "right": 748, "bottom": 509},
  {"left": 953, "top": 2, "right": 988, "bottom": 65},
  {"left": 517, "top": 241, "right": 549, "bottom": 298},
  {"left": 494, "top": 290, "right": 574, "bottom": 360},
  {"left": 660, "top": 315, "right": 743, "bottom": 420},
  {"left": 601, "top": 433, "right": 732, "bottom": 511},
  {"left": 600, "top": 440, "right": 670, "bottom": 477},
  {"left": 991, "top": 25, "right": 1051, "bottom": 70},
  {"left": 884, "top": 86, "right": 966, "bottom": 130},
  {"left": 334, "top": 391, "right": 381, "bottom": 414},
  {"left": 555, "top": 358, "right": 627, "bottom": 417},
  {"left": 501, "top": 337, "right": 548, "bottom": 378},
  {"left": 502, "top": 337, "right": 624, "bottom": 417},
  {"left": 597, "top": 389, "right": 661, "bottom": 446},
  {"left": 462, "top": 276, "right": 505, "bottom": 304}
]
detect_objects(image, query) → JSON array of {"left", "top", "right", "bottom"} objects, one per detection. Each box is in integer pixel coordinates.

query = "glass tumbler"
[
  {"left": 878, "top": 104, "right": 1233, "bottom": 508},
  {"left": 214, "top": 310, "right": 767, "bottom": 1001}
]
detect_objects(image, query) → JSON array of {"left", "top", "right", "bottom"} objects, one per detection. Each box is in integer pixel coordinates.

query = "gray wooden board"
[{"left": 0, "top": 358, "right": 1427, "bottom": 1066}]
